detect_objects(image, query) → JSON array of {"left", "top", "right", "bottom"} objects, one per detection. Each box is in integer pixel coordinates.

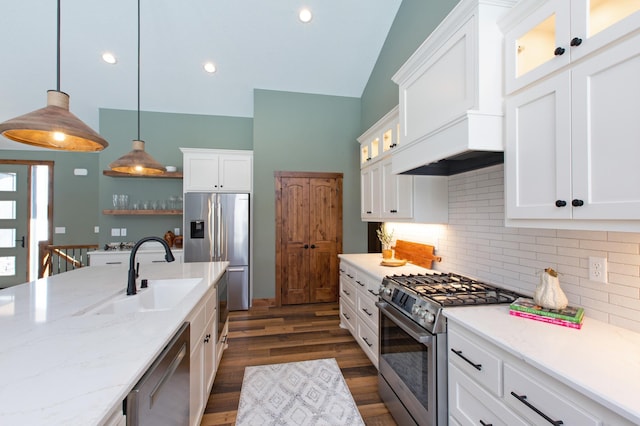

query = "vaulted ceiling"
[{"left": 0, "top": 0, "right": 402, "bottom": 150}]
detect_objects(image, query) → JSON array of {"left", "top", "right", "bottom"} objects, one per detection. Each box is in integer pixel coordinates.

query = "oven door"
[{"left": 377, "top": 301, "right": 439, "bottom": 426}]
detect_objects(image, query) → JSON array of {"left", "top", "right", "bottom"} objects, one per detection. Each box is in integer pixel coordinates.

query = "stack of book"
[{"left": 509, "top": 297, "right": 584, "bottom": 329}]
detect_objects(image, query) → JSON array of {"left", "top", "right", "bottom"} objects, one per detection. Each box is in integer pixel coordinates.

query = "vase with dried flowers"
[{"left": 376, "top": 225, "right": 394, "bottom": 259}]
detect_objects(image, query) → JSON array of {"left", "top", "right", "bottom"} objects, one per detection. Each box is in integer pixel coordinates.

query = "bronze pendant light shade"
[
  {"left": 0, "top": 1, "right": 108, "bottom": 151},
  {"left": 109, "top": 0, "right": 165, "bottom": 175}
]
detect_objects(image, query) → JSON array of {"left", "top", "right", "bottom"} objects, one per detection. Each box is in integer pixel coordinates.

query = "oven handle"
[{"left": 376, "top": 301, "right": 433, "bottom": 345}]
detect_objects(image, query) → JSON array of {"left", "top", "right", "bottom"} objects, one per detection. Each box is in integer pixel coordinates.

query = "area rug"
[{"left": 235, "top": 358, "right": 365, "bottom": 426}]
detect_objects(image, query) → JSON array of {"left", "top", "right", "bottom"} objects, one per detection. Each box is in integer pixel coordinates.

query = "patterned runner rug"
[{"left": 235, "top": 358, "right": 365, "bottom": 426}]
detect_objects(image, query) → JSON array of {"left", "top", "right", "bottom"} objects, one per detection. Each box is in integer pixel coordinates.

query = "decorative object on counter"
[
  {"left": 376, "top": 224, "right": 394, "bottom": 259},
  {"left": 0, "top": 0, "right": 108, "bottom": 151},
  {"left": 108, "top": 0, "right": 164, "bottom": 175},
  {"left": 174, "top": 235, "right": 183, "bottom": 249},
  {"left": 164, "top": 230, "right": 175, "bottom": 247},
  {"left": 391, "top": 239, "right": 442, "bottom": 269},
  {"left": 534, "top": 267, "right": 568, "bottom": 310},
  {"left": 509, "top": 297, "right": 584, "bottom": 329},
  {"left": 380, "top": 258, "right": 407, "bottom": 267}
]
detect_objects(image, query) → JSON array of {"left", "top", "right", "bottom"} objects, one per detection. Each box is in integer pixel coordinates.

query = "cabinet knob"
[
  {"left": 554, "top": 46, "right": 565, "bottom": 56},
  {"left": 555, "top": 200, "right": 567, "bottom": 207},
  {"left": 572, "top": 199, "right": 584, "bottom": 207},
  {"left": 570, "top": 37, "right": 583, "bottom": 47}
]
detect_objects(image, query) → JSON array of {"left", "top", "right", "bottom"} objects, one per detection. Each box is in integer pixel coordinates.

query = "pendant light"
[
  {"left": 109, "top": 0, "right": 165, "bottom": 175},
  {"left": 0, "top": 0, "right": 108, "bottom": 151}
]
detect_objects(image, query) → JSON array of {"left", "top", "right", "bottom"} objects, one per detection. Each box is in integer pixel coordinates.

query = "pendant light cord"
[
  {"left": 137, "top": 0, "right": 141, "bottom": 141},
  {"left": 56, "top": 0, "right": 61, "bottom": 91}
]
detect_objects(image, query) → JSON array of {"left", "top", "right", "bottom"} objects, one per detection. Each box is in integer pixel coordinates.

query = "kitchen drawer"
[
  {"left": 359, "top": 270, "right": 382, "bottom": 302},
  {"left": 340, "top": 276, "right": 357, "bottom": 307},
  {"left": 449, "top": 364, "right": 527, "bottom": 426},
  {"left": 448, "top": 327, "right": 502, "bottom": 397},
  {"left": 356, "top": 290, "right": 378, "bottom": 331},
  {"left": 340, "top": 300, "right": 357, "bottom": 334},
  {"left": 504, "top": 363, "right": 599, "bottom": 426},
  {"left": 357, "top": 320, "right": 378, "bottom": 368},
  {"left": 339, "top": 262, "right": 356, "bottom": 283}
]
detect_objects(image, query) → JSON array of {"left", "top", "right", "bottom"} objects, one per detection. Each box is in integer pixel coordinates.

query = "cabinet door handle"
[
  {"left": 390, "top": 209, "right": 397, "bottom": 213},
  {"left": 356, "top": 280, "right": 365, "bottom": 287},
  {"left": 451, "top": 348, "right": 482, "bottom": 371},
  {"left": 366, "top": 211, "right": 372, "bottom": 214},
  {"left": 342, "top": 289, "right": 350, "bottom": 296},
  {"left": 479, "top": 421, "right": 493, "bottom": 426},
  {"left": 554, "top": 46, "right": 565, "bottom": 56},
  {"left": 342, "top": 312, "right": 350, "bottom": 320},
  {"left": 362, "top": 308, "right": 373, "bottom": 316},
  {"left": 570, "top": 37, "right": 582, "bottom": 47},
  {"left": 367, "top": 289, "right": 380, "bottom": 296},
  {"left": 362, "top": 336, "right": 373, "bottom": 347},
  {"left": 510, "top": 392, "right": 564, "bottom": 425},
  {"left": 572, "top": 199, "right": 584, "bottom": 207},
  {"left": 555, "top": 200, "right": 567, "bottom": 207},
  {"left": 346, "top": 274, "right": 354, "bottom": 279},
  {"left": 106, "top": 261, "right": 122, "bottom": 265}
]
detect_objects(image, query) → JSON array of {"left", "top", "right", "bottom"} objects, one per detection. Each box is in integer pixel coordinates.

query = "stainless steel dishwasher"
[{"left": 125, "top": 322, "right": 190, "bottom": 426}]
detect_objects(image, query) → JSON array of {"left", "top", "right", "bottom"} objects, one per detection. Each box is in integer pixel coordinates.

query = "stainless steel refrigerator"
[{"left": 184, "top": 192, "right": 250, "bottom": 311}]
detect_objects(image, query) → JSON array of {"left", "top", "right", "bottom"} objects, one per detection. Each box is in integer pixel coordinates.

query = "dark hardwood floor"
[{"left": 200, "top": 302, "right": 396, "bottom": 426}]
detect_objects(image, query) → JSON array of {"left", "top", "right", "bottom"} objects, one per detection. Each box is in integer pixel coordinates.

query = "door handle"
[
  {"left": 304, "top": 244, "right": 309, "bottom": 249},
  {"left": 310, "top": 244, "right": 316, "bottom": 249},
  {"left": 16, "top": 236, "right": 25, "bottom": 248}
]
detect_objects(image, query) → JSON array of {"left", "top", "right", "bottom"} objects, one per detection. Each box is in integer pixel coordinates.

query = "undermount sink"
[{"left": 87, "top": 278, "right": 202, "bottom": 315}]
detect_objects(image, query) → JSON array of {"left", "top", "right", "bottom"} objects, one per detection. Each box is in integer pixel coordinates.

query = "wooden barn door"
[{"left": 275, "top": 172, "right": 342, "bottom": 305}]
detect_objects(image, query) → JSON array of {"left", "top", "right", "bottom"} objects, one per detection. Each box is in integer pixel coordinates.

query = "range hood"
[{"left": 391, "top": 111, "right": 505, "bottom": 176}]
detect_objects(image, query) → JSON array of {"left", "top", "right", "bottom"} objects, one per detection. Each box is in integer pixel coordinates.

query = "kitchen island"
[{"left": 0, "top": 261, "right": 227, "bottom": 425}]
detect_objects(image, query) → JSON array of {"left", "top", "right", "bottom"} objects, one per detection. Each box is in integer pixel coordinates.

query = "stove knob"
[
  {"left": 384, "top": 288, "right": 393, "bottom": 296},
  {"left": 422, "top": 311, "right": 435, "bottom": 323},
  {"left": 411, "top": 304, "right": 421, "bottom": 315}
]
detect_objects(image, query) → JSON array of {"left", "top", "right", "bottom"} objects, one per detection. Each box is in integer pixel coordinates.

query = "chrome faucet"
[{"left": 127, "top": 236, "right": 175, "bottom": 295}]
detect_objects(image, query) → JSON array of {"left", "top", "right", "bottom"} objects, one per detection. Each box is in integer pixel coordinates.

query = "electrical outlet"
[
  {"left": 111, "top": 228, "right": 121, "bottom": 237},
  {"left": 589, "top": 256, "right": 607, "bottom": 283},
  {"left": 120, "top": 228, "right": 127, "bottom": 237}
]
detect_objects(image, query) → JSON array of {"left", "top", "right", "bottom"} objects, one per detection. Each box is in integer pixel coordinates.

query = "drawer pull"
[
  {"left": 362, "top": 336, "right": 373, "bottom": 347},
  {"left": 367, "top": 289, "right": 380, "bottom": 296},
  {"left": 346, "top": 274, "right": 354, "bottom": 279},
  {"left": 451, "top": 349, "right": 482, "bottom": 371},
  {"left": 510, "top": 392, "right": 564, "bottom": 425},
  {"left": 479, "top": 421, "right": 492, "bottom": 426},
  {"left": 342, "top": 290, "right": 350, "bottom": 296},
  {"left": 362, "top": 308, "right": 372, "bottom": 316},
  {"left": 105, "top": 261, "right": 122, "bottom": 265},
  {"left": 342, "top": 312, "right": 350, "bottom": 320},
  {"left": 356, "top": 280, "right": 365, "bottom": 287}
]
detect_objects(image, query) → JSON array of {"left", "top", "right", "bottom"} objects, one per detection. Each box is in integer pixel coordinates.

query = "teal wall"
[
  {"left": 252, "top": 89, "right": 363, "bottom": 299},
  {"left": 360, "top": 0, "right": 460, "bottom": 129},
  {"left": 0, "top": 150, "right": 100, "bottom": 245},
  {"left": 98, "top": 109, "right": 253, "bottom": 244}
]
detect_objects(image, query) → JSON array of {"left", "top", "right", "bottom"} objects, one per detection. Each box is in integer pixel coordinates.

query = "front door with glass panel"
[{"left": 0, "top": 165, "right": 28, "bottom": 287}]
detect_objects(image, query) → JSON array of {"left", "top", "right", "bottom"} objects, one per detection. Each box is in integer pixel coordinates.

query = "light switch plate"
[
  {"left": 120, "top": 228, "right": 127, "bottom": 237},
  {"left": 94, "top": 226, "right": 99, "bottom": 233},
  {"left": 54, "top": 227, "right": 66, "bottom": 234}
]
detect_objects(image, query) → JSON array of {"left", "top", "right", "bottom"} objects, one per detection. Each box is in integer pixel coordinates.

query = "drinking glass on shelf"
[
  {"left": 113, "top": 194, "right": 119, "bottom": 209},
  {"left": 118, "top": 194, "right": 129, "bottom": 209}
]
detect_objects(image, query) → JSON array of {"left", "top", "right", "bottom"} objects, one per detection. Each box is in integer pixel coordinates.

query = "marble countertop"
[
  {"left": 338, "top": 253, "right": 432, "bottom": 279},
  {"left": 0, "top": 261, "right": 228, "bottom": 426},
  {"left": 445, "top": 305, "right": 640, "bottom": 425}
]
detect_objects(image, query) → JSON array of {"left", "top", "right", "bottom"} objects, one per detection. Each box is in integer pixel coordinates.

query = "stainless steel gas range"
[{"left": 376, "top": 272, "right": 521, "bottom": 426}]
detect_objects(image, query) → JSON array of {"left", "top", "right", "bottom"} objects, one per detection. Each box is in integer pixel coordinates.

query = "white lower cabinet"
[
  {"left": 188, "top": 288, "right": 217, "bottom": 426},
  {"left": 448, "top": 323, "right": 635, "bottom": 426},
  {"left": 339, "top": 260, "right": 380, "bottom": 368},
  {"left": 89, "top": 249, "right": 183, "bottom": 266}
]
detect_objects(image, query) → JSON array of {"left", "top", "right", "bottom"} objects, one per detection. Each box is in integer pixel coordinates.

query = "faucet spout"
[{"left": 127, "top": 236, "right": 175, "bottom": 295}]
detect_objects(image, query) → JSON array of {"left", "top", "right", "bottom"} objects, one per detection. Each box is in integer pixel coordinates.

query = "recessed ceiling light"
[
  {"left": 204, "top": 62, "right": 216, "bottom": 73},
  {"left": 102, "top": 52, "right": 117, "bottom": 64},
  {"left": 299, "top": 8, "right": 312, "bottom": 23}
]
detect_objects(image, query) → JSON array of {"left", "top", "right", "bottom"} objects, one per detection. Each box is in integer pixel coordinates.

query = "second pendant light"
[{"left": 109, "top": 0, "right": 164, "bottom": 175}]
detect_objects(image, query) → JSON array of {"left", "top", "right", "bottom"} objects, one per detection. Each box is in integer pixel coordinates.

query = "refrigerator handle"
[{"left": 215, "top": 197, "right": 221, "bottom": 261}]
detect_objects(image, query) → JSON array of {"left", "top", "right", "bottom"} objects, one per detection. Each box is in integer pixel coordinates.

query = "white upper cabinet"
[
  {"left": 391, "top": 0, "right": 516, "bottom": 174},
  {"left": 181, "top": 148, "right": 253, "bottom": 193},
  {"left": 504, "top": 1, "right": 640, "bottom": 231},
  {"left": 358, "top": 106, "right": 401, "bottom": 167},
  {"left": 502, "top": 0, "right": 640, "bottom": 94}
]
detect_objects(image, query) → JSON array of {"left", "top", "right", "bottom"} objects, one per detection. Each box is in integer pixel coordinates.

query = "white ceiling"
[{"left": 0, "top": 0, "right": 402, "bottom": 150}]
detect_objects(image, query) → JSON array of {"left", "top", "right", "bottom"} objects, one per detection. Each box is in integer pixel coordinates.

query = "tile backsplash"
[{"left": 387, "top": 164, "right": 640, "bottom": 333}]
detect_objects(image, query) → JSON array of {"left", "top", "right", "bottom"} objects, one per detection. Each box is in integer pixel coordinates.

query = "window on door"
[{"left": 0, "top": 161, "right": 52, "bottom": 287}]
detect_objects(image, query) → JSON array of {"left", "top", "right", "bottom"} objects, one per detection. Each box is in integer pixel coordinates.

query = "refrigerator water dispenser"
[{"left": 190, "top": 220, "right": 205, "bottom": 239}]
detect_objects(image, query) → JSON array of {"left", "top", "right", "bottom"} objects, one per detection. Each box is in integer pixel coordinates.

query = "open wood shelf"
[
  {"left": 103, "top": 209, "right": 183, "bottom": 216},
  {"left": 102, "top": 170, "right": 183, "bottom": 179}
]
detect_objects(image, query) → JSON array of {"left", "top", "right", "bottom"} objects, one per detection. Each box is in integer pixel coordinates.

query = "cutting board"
[{"left": 392, "top": 240, "right": 442, "bottom": 269}]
